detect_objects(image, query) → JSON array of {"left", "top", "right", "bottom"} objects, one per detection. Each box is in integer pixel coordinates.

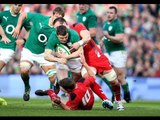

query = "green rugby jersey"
[
  {"left": 24, "top": 13, "right": 56, "bottom": 54},
  {"left": 76, "top": 8, "right": 99, "bottom": 44},
  {"left": 46, "top": 29, "right": 80, "bottom": 51},
  {"left": 0, "top": 10, "right": 31, "bottom": 51},
  {"left": 103, "top": 18, "right": 125, "bottom": 54}
]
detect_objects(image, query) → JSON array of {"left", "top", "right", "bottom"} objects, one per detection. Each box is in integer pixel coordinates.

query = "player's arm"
[
  {"left": 59, "top": 46, "right": 83, "bottom": 60},
  {"left": 88, "top": 16, "right": 97, "bottom": 38},
  {"left": 44, "top": 49, "right": 67, "bottom": 64},
  {"left": 102, "top": 22, "right": 124, "bottom": 43},
  {"left": 12, "top": 12, "right": 28, "bottom": 38},
  {"left": 103, "top": 31, "right": 124, "bottom": 43},
  {"left": 58, "top": 102, "right": 71, "bottom": 110},
  {"left": 0, "top": 25, "right": 11, "bottom": 44},
  {"left": 71, "top": 29, "right": 91, "bottom": 50},
  {"left": 80, "top": 52, "right": 95, "bottom": 79}
]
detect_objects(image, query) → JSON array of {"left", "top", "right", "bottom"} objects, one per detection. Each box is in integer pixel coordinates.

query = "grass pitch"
[{"left": 0, "top": 98, "right": 160, "bottom": 116}]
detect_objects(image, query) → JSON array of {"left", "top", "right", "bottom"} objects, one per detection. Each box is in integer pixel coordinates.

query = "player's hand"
[
  {"left": 16, "top": 38, "right": 25, "bottom": 47},
  {"left": 56, "top": 52, "right": 69, "bottom": 59},
  {"left": 1, "top": 36, "right": 11, "bottom": 44},
  {"left": 12, "top": 26, "right": 21, "bottom": 38},
  {"left": 103, "top": 31, "right": 109, "bottom": 38},
  {"left": 50, "top": 92, "right": 61, "bottom": 105},
  {"left": 58, "top": 58, "right": 67, "bottom": 64},
  {"left": 70, "top": 42, "right": 80, "bottom": 51}
]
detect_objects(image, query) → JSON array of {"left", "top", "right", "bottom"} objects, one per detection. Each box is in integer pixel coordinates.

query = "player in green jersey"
[
  {"left": 76, "top": 4, "right": 99, "bottom": 45},
  {"left": 102, "top": 6, "right": 131, "bottom": 103},
  {"left": 12, "top": 6, "right": 65, "bottom": 101},
  {"left": 0, "top": 4, "right": 31, "bottom": 73},
  {"left": 44, "top": 25, "right": 83, "bottom": 83}
]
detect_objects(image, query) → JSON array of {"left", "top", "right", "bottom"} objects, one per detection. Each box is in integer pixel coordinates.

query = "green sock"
[
  {"left": 21, "top": 75, "right": 30, "bottom": 90},
  {"left": 122, "top": 82, "right": 129, "bottom": 94},
  {"left": 68, "top": 71, "right": 73, "bottom": 78},
  {"left": 102, "top": 77, "right": 114, "bottom": 94},
  {"left": 50, "top": 82, "right": 54, "bottom": 89}
]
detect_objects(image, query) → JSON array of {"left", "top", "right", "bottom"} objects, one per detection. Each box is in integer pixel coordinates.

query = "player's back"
[
  {"left": 73, "top": 82, "right": 94, "bottom": 110},
  {"left": 66, "top": 77, "right": 94, "bottom": 110}
]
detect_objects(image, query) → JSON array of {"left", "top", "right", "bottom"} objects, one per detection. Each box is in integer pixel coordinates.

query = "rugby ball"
[
  {"left": 56, "top": 44, "right": 71, "bottom": 55},
  {"left": 0, "top": 98, "right": 7, "bottom": 106}
]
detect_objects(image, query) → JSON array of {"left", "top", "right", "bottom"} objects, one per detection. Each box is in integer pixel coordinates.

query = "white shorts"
[
  {"left": 0, "top": 48, "right": 15, "bottom": 64},
  {"left": 21, "top": 48, "right": 55, "bottom": 67},
  {"left": 56, "top": 58, "right": 82, "bottom": 73},
  {"left": 104, "top": 50, "right": 127, "bottom": 68}
]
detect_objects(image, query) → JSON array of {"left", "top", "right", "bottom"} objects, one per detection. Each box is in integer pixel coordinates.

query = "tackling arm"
[{"left": 44, "top": 49, "right": 67, "bottom": 64}]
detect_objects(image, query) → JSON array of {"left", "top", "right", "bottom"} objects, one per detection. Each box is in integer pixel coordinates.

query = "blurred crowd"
[{"left": 0, "top": 4, "right": 160, "bottom": 77}]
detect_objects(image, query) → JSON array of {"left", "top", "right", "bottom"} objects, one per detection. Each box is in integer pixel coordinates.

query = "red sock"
[
  {"left": 111, "top": 82, "right": 121, "bottom": 101},
  {"left": 47, "top": 89, "right": 56, "bottom": 100},
  {"left": 91, "top": 82, "right": 108, "bottom": 101}
]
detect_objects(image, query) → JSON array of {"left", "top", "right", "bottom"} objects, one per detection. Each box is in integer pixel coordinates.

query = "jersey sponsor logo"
[
  {"left": 38, "top": 34, "right": 47, "bottom": 43},
  {"left": 3, "top": 16, "right": 8, "bottom": 21},
  {"left": 39, "top": 22, "right": 43, "bottom": 29},
  {"left": 108, "top": 26, "right": 112, "bottom": 31},
  {"left": 6, "top": 25, "right": 15, "bottom": 35},
  {"left": 82, "top": 17, "right": 86, "bottom": 22}
]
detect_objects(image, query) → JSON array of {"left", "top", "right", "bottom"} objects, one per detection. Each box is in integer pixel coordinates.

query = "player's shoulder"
[
  {"left": 114, "top": 18, "right": 123, "bottom": 25},
  {"left": 0, "top": 10, "right": 9, "bottom": 15}
]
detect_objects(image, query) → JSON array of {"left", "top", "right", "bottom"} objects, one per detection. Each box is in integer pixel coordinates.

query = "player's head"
[
  {"left": 79, "top": 4, "right": 90, "bottom": 14},
  {"left": 106, "top": 6, "right": 118, "bottom": 22},
  {"left": 10, "top": 4, "right": 23, "bottom": 15},
  {"left": 56, "top": 25, "right": 69, "bottom": 44},
  {"left": 53, "top": 17, "right": 68, "bottom": 28},
  {"left": 58, "top": 77, "right": 76, "bottom": 92},
  {"left": 52, "top": 6, "right": 65, "bottom": 20}
]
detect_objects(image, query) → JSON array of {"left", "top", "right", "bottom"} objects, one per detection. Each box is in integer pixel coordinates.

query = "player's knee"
[
  {"left": 20, "top": 62, "right": 32, "bottom": 73},
  {"left": 102, "top": 69, "right": 117, "bottom": 82},
  {"left": 46, "top": 69, "right": 56, "bottom": 78}
]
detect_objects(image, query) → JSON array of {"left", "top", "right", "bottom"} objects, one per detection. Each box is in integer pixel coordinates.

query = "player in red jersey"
[
  {"left": 45, "top": 52, "right": 113, "bottom": 110},
  {"left": 70, "top": 23, "right": 124, "bottom": 111}
]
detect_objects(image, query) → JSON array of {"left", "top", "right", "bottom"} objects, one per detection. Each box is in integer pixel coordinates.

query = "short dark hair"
[
  {"left": 56, "top": 25, "right": 68, "bottom": 36},
  {"left": 53, "top": 17, "right": 67, "bottom": 26},
  {"left": 53, "top": 6, "right": 65, "bottom": 17},
  {"left": 58, "top": 77, "right": 76, "bottom": 91},
  {"left": 109, "top": 6, "right": 117, "bottom": 14}
]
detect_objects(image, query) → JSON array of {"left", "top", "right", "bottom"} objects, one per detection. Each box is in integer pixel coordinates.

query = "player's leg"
[
  {"left": 98, "top": 73, "right": 114, "bottom": 102},
  {"left": 20, "top": 60, "right": 32, "bottom": 101},
  {"left": 81, "top": 66, "right": 113, "bottom": 110},
  {"left": 20, "top": 48, "right": 34, "bottom": 101},
  {"left": 0, "top": 49, "right": 15, "bottom": 72},
  {"left": 102, "top": 69, "right": 124, "bottom": 111},
  {"left": 114, "top": 67, "right": 131, "bottom": 103},
  {"left": 0, "top": 61, "right": 6, "bottom": 72},
  {"left": 111, "top": 51, "right": 131, "bottom": 103},
  {"left": 41, "top": 65, "right": 58, "bottom": 94}
]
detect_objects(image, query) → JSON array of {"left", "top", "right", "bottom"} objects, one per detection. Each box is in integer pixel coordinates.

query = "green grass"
[{"left": 0, "top": 98, "right": 160, "bottom": 116}]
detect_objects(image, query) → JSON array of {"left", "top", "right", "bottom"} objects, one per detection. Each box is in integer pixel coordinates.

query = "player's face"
[
  {"left": 57, "top": 33, "right": 69, "bottom": 44},
  {"left": 79, "top": 4, "right": 89, "bottom": 14},
  {"left": 106, "top": 8, "right": 117, "bottom": 22},
  {"left": 11, "top": 4, "right": 23, "bottom": 15}
]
